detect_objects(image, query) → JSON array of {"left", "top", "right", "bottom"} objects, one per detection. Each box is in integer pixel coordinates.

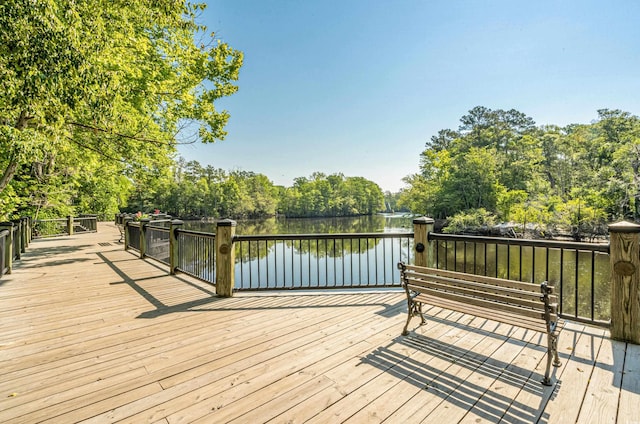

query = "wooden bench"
[{"left": 397, "top": 262, "right": 563, "bottom": 386}]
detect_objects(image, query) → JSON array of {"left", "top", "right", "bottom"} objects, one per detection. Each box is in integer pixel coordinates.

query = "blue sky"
[{"left": 178, "top": 0, "right": 640, "bottom": 192}]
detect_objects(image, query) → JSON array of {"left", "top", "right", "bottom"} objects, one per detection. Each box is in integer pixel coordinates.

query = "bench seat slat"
[
  {"left": 405, "top": 275, "right": 547, "bottom": 310},
  {"left": 405, "top": 272, "right": 546, "bottom": 303},
  {"left": 407, "top": 284, "right": 555, "bottom": 321},
  {"left": 415, "top": 294, "right": 551, "bottom": 333},
  {"left": 404, "top": 264, "right": 552, "bottom": 293}
]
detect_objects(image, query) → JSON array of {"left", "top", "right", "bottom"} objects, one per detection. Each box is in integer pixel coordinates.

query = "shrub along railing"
[{"left": 122, "top": 216, "right": 640, "bottom": 344}]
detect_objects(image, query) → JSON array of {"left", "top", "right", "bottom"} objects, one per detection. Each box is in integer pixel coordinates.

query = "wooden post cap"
[
  {"left": 217, "top": 219, "right": 237, "bottom": 227},
  {"left": 608, "top": 221, "right": 640, "bottom": 233}
]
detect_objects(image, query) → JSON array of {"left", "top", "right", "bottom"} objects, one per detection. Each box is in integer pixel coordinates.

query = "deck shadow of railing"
[
  {"left": 96, "top": 251, "right": 220, "bottom": 317},
  {"left": 95, "top": 251, "right": 407, "bottom": 319},
  {"left": 361, "top": 323, "right": 562, "bottom": 423}
]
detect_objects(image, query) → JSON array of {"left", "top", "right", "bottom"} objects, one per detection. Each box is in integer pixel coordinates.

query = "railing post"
[
  {"left": 170, "top": 219, "right": 183, "bottom": 275},
  {"left": 123, "top": 217, "right": 133, "bottom": 250},
  {"left": 67, "top": 215, "right": 74, "bottom": 236},
  {"left": 609, "top": 221, "right": 640, "bottom": 343},
  {"left": 216, "top": 219, "right": 236, "bottom": 297},
  {"left": 22, "top": 217, "right": 30, "bottom": 247},
  {"left": 25, "top": 216, "right": 31, "bottom": 245},
  {"left": 12, "top": 220, "right": 21, "bottom": 260},
  {"left": 0, "top": 222, "right": 14, "bottom": 274},
  {"left": 413, "top": 217, "right": 435, "bottom": 267},
  {"left": 139, "top": 218, "right": 150, "bottom": 258},
  {"left": 20, "top": 217, "right": 27, "bottom": 252}
]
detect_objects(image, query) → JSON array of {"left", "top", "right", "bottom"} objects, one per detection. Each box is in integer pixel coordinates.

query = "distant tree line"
[
  {"left": 124, "top": 159, "right": 385, "bottom": 219},
  {"left": 279, "top": 172, "right": 384, "bottom": 217},
  {"left": 399, "top": 107, "right": 640, "bottom": 237}
]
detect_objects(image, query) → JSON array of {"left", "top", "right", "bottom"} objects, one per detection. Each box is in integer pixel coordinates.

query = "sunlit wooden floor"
[{"left": 0, "top": 223, "right": 638, "bottom": 423}]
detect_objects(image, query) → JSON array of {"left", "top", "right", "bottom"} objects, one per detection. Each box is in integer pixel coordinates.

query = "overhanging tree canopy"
[{"left": 0, "top": 0, "right": 243, "bottom": 217}]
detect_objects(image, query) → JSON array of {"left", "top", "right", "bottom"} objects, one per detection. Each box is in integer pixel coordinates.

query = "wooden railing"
[
  {"left": 32, "top": 215, "right": 98, "bottom": 238},
  {"left": 0, "top": 217, "right": 30, "bottom": 277},
  {"left": 425, "top": 232, "right": 610, "bottom": 324},
  {"left": 0, "top": 229, "right": 8, "bottom": 278},
  {"left": 122, "top": 218, "right": 413, "bottom": 291},
  {"left": 122, "top": 216, "right": 640, "bottom": 344},
  {"left": 0, "top": 215, "right": 99, "bottom": 280}
]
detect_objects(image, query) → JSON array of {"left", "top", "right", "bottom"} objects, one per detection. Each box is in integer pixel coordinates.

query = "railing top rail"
[
  {"left": 175, "top": 228, "right": 216, "bottom": 238},
  {"left": 146, "top": 225, "right": 170, "bottom": 232},
  {"left": 429, "top": 232, "right": 610, "bottom": 253},
  {"left": 234, "top": 232, "right": 414, "bottom": 242},
  {"left": 33, "top": 218, "right": 67, "bottom": 223}
]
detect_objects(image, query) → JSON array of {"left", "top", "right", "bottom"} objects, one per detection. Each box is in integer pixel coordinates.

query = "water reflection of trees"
[
  {"left": 179, "top": 215, "right": 416, "bottom": 288},
  {"left": 234, "top": 235, "right": 413, "bottom": 263}
]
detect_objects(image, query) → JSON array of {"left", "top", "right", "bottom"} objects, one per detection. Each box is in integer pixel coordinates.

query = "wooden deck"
[{"left": 1, "top": 223, "right": 638, "bottom": 423}]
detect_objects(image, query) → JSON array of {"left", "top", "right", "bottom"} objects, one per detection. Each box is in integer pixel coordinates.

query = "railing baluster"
[{"left": 591, "top": 250, "right": 596, "bottom": 322}]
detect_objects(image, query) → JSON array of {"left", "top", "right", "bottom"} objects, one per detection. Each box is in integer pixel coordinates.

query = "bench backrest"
[{"left": 399, "top": 263, "right": 558, "bottom": 323}]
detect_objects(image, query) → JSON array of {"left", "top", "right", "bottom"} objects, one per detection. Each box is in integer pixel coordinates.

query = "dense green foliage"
[
  {"left": 0, "top": 1, "right": 242, "bottom": 220},
  {"left": 279, "top": 173, "right": 384, "bottom": 217},
  {"left": 124, "top": 163, "right": 385, "bottom": 219},
  {"left": 400, "top": 107, "right": 640, "bottom": 235}
]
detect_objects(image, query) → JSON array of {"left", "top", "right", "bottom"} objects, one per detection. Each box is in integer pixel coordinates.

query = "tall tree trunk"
[
  {"left": 0, "top": 154, "right": 18, "bottom": 194},
  {"left": 0, "top": 111, "right": 32, "bottom": 194}
]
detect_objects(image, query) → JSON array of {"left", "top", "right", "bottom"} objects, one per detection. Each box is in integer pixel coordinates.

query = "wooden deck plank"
[
  {"left": 544, "top": 326, "right": 607, "bottom": 424},
  {"left": 412, "top": 326, "right": 536, "bottom": 423},
  {"left": 0, "top": 296, "right": 347, "bottom": 409},
  {"left": 457, "top": 332, "right": 548, "bottom": 423},
  {"left": 225, "top": 308, "right": 473, "bottom": 424},
  {"left": 188, "top": 314, "right": 408, "bottom": 423},
  {"left": 618, "top": 342, "right": 640, "bottom": 423},
  {"left": 0, "top": 223, "right": 633, "bottom": 423},
  {"left": 310, "top": 314, "right": 504, "bottom": 423},
  {"left": 576, "top": 337, "right": 626, "bottom": 424},
  {"left": 104, "top": 296, "right": 404, "bottom": 423},
  {"left": 373, "top": 320, "right": 525, "bottom": 424}
]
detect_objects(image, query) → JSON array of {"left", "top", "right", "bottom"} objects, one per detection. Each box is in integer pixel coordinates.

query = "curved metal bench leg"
[
  {"left": 542, "top": 331, "right": 561, "bottom": 386},
  {"left": 402, "top": 300, "right": 425, "bottom": 336},
  {"left": 552, "top": 332, "right": 562, "bottom": 367}
]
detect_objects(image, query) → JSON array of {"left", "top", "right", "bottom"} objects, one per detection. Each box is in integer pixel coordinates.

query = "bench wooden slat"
[
  {"left": 406, "top": 283, "right": 554, "bottom": 321},
  {"left": 415, "top": 294, "right": 550, "bottom": 333},
  {"left": 404, "top": 275, "right": 547, "bottom": 310},
  {"left": 405, "top": 271, "right": 546, "bottom": 303},
  {"left": 404, "top": 264, "right": 554, "bottom": 293}
]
